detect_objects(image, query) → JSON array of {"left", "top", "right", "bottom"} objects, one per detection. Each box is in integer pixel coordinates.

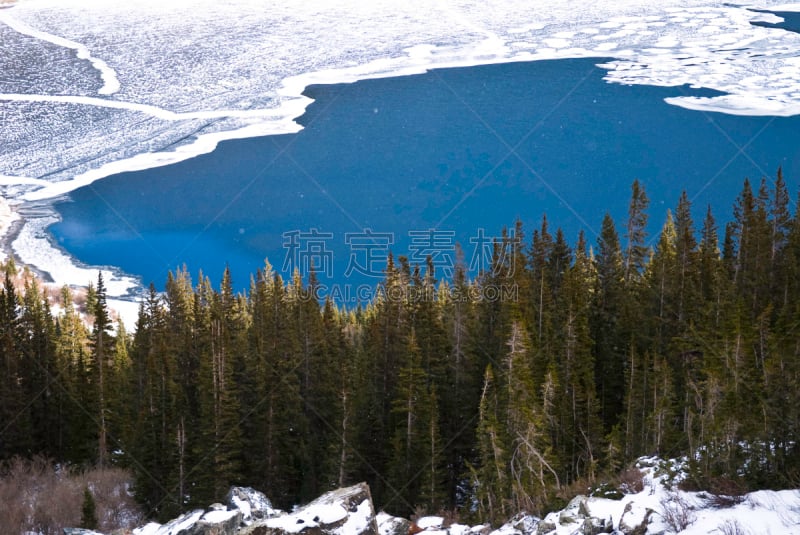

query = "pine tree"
[
  {"left": 591, "top": 214, "right": 625, "bottom": 430},
  {"left": 472, "top": 365, "right": 510, "bottom": 525},
  {"left": 439, "top": 255, "right": 481, "bottom": 508},
  {"left": 386, "top": 331, "right": 441, "bottom": 514},
  {"left": 504, "top": 321, "right": 558, "bottom": 514},
  {"left": 244, "top": 264, "right": 307, "bottom": 508},
  {"left": 129, "top": 283, "right": 191, "bottom": 519},
  {"left": 54, "top": 286, "right": 94, "bottom": 465},
  {"left": 554, "top": 232, "right": 601, "bottom": 481},
  {"left": 90, "top": 272, "right": 115, "bottom": 467},
  {"left": 19, "top": 278, "right": 59, "bottom": 458},
  {"left": 623, "top": 179, "right": 650, "bottom": 285},
  {"left": 0, "top": 271, "right": 30, "bottom": 457},
  {"left": 81, "top": 486, "right": 98, "bottom": 530},
  {"left": 194, "top": 268, "right": 244, "bottom": 503}
]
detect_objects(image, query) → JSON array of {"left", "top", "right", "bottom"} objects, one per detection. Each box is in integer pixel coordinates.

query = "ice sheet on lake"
[{"left": 2, "top": 0, "right": 800, "bottom": 301}]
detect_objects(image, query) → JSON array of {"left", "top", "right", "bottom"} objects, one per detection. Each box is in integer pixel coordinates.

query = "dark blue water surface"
[
  {"left": 751, "top": 9, "right": 800, "bottom": 34},
  {"left": 51, "top": 58, "right": 800, "bottom": 296}
]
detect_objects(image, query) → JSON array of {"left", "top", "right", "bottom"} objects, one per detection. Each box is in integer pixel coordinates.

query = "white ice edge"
[
  {"left": 665, "top": 94, "right": 800, "bottom": 115},
  {"left": 0, "top": 9, "right": 120, "bottom": 95},
  {"left": 4, "top": 0, "right": 800, "bottom": 310}
]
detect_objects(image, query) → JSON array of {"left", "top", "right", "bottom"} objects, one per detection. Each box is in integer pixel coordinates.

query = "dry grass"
[
  {"left": 0, "top": 456, "right": 144, "bottom": 535},
  {"left": 715, "top": 519, "right": 751, "bottom": 535}
]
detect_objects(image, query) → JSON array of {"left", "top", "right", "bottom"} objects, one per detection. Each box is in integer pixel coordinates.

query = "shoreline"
[{"left": 0, "top": 196, "right": 140, "bottom": 327}]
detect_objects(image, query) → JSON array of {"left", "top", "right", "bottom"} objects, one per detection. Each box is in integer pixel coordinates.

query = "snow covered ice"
[{"left": 2, "top": 0, "right": 800, "bottom": 307}]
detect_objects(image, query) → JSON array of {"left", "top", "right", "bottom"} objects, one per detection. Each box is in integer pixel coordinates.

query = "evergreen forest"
[{"left": 2, "top": 172, "right": 800, "bottom": 524}]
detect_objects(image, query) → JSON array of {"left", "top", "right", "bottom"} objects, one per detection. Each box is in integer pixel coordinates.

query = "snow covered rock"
[
  {"left": 227, "top": 487, "right": 277, "bottom": 523},
  {"left": 488, "top": 512, "right": 538, "bottom": 535},
  {"left": 196, "top": 509, "right": 243, "bottom": 535},
  {"left": 617, "top": 501, "right": 655, "bottom": 535},
  {"left": 416, "top": 517, "right": 444, "bottom": 530},
  {"left": 136, "top": 509, "right": 205, "bottom": 535},
  {"left": 63, "top": 530, "right": 105, "bottom": 535},
  {"left": 131, "top": 507, "right": 242, "bottom": 535},
  {"left": 242, "top": 482, "right": 378, "bottom": 535},
  {"left": 536, "top": 496, "right": 613, "bottom": 535},
  {"left": 376, "top": 512, "right": 410, "bottom": 535}
]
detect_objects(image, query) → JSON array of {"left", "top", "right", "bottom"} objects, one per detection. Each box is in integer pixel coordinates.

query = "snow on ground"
[
  {"left": 2, "top": 0, "right": 800, "bottom": 304},
  {"left": 409, "top": 456, "right": 800, "bottom": 534},
  {"left": 518, "top": 456, "right": 800, "bottom": 534}
]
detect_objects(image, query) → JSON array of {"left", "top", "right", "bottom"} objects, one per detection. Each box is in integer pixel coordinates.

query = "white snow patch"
[
  {"left": 334, "top": 499, "right": 373, "bottom": 535},
  {"left": 0, "top": 175, "right": 49, "bottom": 187},
  {"left": 0, "top": 93, "right": 299, "bottom": 121},
  {"left": 0, "top": 10, "right": 120, "bottom": 95},
  {"left": 201, "top": 509, "right": 239, "bottom": 523},
  {"left": 151, "top": 509, "right": 204, "bottom": 535},
  {"left": 263, "top": 503, "right": 348, "bottom": 534},
  {"left": 665, "top": 93, "right": 800, "bottom": 116},
  {"left": 416, "top": 516, "right": 444, "bottom": 529},
  {"left": 231, "top": 493, "right": 251, "bottom": 520},
  {"left": 132, "top": 523, "right": 161, "bottom": 535}
]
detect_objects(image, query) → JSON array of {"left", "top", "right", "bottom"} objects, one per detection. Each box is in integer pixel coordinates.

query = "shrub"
[
  {"left": 617, "top": 467, "right": 645, "bottom": 495},
  {"left": 705, "top": 477, "right": 747, "bottom": 508},
  {"left": 715, "top": 519, "right": 750, "bottom": 535},
  {"left": 589, "top": 482, "right": 624, "bottom": 500},
  {"left": 0, "top": 456, "right": 144, "bottom": 535},
  {"left": 659, "top": 492, "right": 696, "bottom": 533}
]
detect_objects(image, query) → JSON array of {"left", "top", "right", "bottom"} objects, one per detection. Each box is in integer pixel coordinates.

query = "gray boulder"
[
  {"left": 535, "top": 518, "right": 557, "bottom": 535},
  {"left": 227, "top": 487, "right": 277, "bottom": 523},
  {"left": 148, "top": 509, "right": 205, "bottom": 535},
  {"left": 376, "top": 512, "right": 410, "bottom": 535},
  {"left": 489, "top": 512, "right": 539, "bottom": 535},
  {"left": 195, "top": 509, "right": 243, "bottom": 535},
  {"left": 581, "top": 515, "right": 612, "bottom": 535}
]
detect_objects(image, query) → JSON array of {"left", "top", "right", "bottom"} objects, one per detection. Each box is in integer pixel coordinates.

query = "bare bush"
[
  {"left": 0, "top": 456, "right": 144, "bottom": 535},
  {"left": 715, "top": 519, "right": 751, "bottom": 535},
  {"left": 703, "top": 477, "right": 747, "bottom": 509},
  {"left": 617, "top": 467, "right": 645, "bottom": 495},
  {"left": 659, "top": 492, "right": 696, "bottom": 533}
]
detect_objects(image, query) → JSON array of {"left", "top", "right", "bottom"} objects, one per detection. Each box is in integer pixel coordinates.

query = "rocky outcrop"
[
  {"left": 116, "top": 480, "right": 662, "bottom": 535},
  {"left": 536, "top": 496, "right": 612, "bottom": 535},
  {"left": 489, "top": 512, "right": 538, "bottom": 535},
  {"left": 241, "top": 482, "right": 377, "bottom": 535},
  {"left": 133, "top": 507, "right": 243, "bottom": 535},
  {"left": 129, "top": 487, "right": 275, "bottom": 535},
  {"left": 227, "top": 487, "right": 278, "bottom": 524}
]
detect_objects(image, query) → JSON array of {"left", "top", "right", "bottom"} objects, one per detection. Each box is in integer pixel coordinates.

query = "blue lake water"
[
  {"left": 50, "top": 58, "right": 800, "bottom": 296},
  {"left": 752, "top": 9, "right": 800, "bottom": 34}
]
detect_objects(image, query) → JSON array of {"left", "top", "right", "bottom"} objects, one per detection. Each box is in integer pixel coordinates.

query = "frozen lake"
[
  {"left": 48, "top": 57, "right": 800, "bottom": 297},
  {"left": 2, "top": 0, "right": 800, "bottom": 305}
]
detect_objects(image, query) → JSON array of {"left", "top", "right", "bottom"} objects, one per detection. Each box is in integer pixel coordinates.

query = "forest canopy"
[{"left": 1, "top": 171, "right": 799, "bottom": 524}]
